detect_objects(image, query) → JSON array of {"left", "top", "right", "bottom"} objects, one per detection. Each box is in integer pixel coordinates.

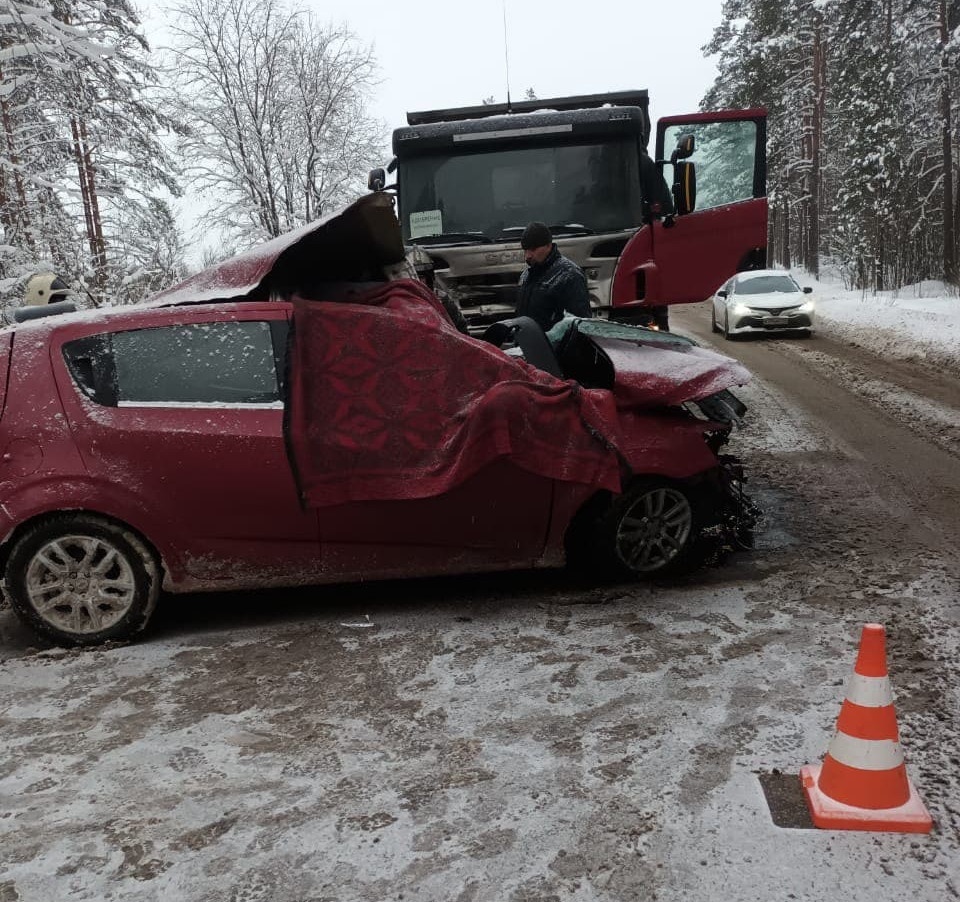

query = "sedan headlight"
[
  {"left": 732, "top": 303, "right": 751, "bottom": 315},
  {"left": 797, "top": 300, "right": 815, "bottom": 313}
]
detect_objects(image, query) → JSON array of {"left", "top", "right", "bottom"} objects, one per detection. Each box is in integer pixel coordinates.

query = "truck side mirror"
[
  {"left": 671, "top": 133, "right": 695, "bottom": 164},
  {"left": 368, "top": 167, "right": 387, "bottom": 192},
  {"left": 672, "top": 161, "right": 697, "bottom": 215}
]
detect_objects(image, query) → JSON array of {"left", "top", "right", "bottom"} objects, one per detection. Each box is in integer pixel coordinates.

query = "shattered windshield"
[{"left": 399, "top": 140, "right": 644, "bottom": 243}]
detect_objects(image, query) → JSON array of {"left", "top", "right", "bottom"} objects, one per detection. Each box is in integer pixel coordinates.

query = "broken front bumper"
[{"left": 700, "top": 454, "right": 759, "bottom": 551}]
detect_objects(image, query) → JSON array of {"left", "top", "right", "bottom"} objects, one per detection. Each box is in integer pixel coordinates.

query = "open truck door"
[{"left": 611, "top": 109, "right": 767, "bottom": 325}]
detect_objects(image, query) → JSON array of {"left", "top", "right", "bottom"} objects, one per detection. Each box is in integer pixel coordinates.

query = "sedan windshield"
[
  {"left": 736, "top": 275, "right": 799, "bottom": 295},
  {"left": 399, "top": 140, "right": 644, "bottom": 242}
]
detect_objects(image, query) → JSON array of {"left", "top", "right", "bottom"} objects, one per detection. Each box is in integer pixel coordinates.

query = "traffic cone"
[{"left": 800, "top": 623, "right": 932, "bottom": 833}]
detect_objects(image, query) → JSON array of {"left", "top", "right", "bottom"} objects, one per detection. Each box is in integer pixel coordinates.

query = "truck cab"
[{"left": 372, "top": 91, "right": 767, "bottom": 331}]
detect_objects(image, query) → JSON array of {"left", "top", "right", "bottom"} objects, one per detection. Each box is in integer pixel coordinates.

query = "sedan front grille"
[{"left": 748, "top": 306, "right": 800, "bottom": 316}]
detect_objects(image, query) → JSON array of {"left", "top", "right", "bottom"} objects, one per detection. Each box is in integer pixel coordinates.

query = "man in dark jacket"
[{"left": 516, "top": 222, "right": 592, "bottom": 331}]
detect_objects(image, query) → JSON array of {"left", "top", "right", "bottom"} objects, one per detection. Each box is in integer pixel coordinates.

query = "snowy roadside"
[{"left": 801, "top": 277, "right": 960, "bottom": 376}]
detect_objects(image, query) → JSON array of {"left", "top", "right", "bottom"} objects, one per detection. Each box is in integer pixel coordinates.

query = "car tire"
[
  {"left": 710, "top": 306, "right": 719, "bottom": 333},
  {"left": 589, "top": 477, "right": 702, "bottom": 579},
  {"left": 4, "top": 514, "right": 161, "bottom": 647},
  {"left": 722, "top": 312, "right": 733, "bottom": 340}
]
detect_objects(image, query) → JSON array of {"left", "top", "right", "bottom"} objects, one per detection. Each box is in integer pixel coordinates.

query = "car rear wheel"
[
  {"left": 590, "top": 478, "right": 701, "bottom": 579},
  {"left": 4, "top": 515, "right": 160, "bottom": 647}
]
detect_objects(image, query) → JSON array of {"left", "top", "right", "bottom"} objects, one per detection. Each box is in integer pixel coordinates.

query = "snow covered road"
[{"left": 2, "top": 297, "right": 960, "bottom": 902}]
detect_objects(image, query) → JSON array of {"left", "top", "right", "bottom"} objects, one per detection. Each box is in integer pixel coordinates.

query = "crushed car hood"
[
  {"left": 599, "top": 336, "right": 751, "bottom": 408},
  {"left": 548, "top": 319, "right": 751, "bottom": 409}
]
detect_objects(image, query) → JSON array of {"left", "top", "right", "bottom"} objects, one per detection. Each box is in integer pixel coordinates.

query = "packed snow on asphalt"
[{"left": 1, "top": 276, "right": 959, "bottom": 902}]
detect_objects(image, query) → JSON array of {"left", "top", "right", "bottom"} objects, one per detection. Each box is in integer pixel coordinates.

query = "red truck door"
[{"left": 612, "top": 108, "right": 767, "bottom": 313}]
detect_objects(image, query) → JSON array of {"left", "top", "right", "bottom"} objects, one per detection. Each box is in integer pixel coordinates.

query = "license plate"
[{"left": 765, "top": 316, "right": 789, "bottom": 326}]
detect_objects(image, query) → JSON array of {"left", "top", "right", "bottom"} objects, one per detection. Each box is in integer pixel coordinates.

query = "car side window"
[{"left": 64, "top": 320, "right": 285, "bottom": 407}]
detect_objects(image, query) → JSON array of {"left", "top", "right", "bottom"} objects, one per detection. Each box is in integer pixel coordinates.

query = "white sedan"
[{"left": 711, "top": 270, "right": 814, "bottom": 338}]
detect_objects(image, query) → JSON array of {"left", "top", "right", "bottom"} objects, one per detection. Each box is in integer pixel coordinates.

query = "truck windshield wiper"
[
  {"left": 547, "top": 223, "right": 595, "bottom": 237},
  {"left": 492, "top": 223, "right": 596, "bottom": 243},
  {"left": 410, "top": 232, "right": 493, "bottom": 245}
]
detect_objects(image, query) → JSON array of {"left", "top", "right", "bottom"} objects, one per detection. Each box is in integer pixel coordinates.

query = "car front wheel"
[
  {"left": 591, "top": 478, "right": 701, "bottom": 579},
  {"left": 4, "top": 515, "right": 161, "bottom": 646},
  {"left": 710, "top": 305, "right": 719, "bottom": 333}
]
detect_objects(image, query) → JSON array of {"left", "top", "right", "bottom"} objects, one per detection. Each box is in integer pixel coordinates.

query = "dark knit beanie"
[{"left": 520, "top": 221, "right": 552, "bottom": 249}]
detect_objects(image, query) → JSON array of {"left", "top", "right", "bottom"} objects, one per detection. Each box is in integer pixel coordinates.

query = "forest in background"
[
  {"left": 1, "top": 0, "right": 958, "bottom": 306},
  {"left": 0, "top": 0, "right": 381, "bottom": 305},
  {"left": 706, "top": 0, "right": 959, "bottom": 290}
]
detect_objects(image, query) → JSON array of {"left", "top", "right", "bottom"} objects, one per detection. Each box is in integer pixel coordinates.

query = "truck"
[{"left": 368, "top": 90, "right": 767, "bottom": 331}]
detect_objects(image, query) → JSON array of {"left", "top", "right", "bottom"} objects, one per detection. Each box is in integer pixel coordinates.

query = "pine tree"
[
  {"left": 0, "top": 0, "right": 182, "bottom": 304},
  {"left": 704, "top": 0, "right": 960, "bottom": 289}
]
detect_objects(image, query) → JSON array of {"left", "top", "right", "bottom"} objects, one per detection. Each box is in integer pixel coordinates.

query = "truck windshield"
[{"left": 399, "top": 139, "right": 643, "bottom": 243}]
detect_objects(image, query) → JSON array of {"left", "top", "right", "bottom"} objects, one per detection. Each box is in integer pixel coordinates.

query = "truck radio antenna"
[{"left": 502, "top": 0, "right": 512, "bottom": 111}]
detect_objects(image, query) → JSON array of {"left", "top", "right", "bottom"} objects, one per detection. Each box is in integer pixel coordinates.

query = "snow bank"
[{"left": 802, "top": 276, "right": 960, "bottom": 376}]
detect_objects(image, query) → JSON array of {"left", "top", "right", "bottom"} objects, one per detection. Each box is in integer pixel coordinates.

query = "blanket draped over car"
[{"left": 286, "top": 279, "right": 625, "bottom": 507}]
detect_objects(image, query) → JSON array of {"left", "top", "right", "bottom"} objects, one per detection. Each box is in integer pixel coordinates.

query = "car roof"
[
  {"left": 0, "top": 193, "right": 409, "bottom": 335},
  {"left": 1, "top": 299, "right": 287, "bottom": 340},
  {"left": 145, "top": 192, "right": 405, "bottom": 308}
]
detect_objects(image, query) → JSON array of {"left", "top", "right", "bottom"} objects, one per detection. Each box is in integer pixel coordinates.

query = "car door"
[
  {"left": 316, "top": 458, "right": 555, "bottom": 580},
  {"left": 54, "top": 304, "right": 322, "bottom": 584}
]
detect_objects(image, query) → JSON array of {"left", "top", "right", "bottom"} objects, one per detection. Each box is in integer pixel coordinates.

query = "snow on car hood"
[
  {"left": 595, "top": 335, "right": 752, "bottom": 408},
  {"left": 549, "top": 320, "right": 751, "bottom": 409},
  {"left": 147, "top": 193, "right": 407, "bottom": 306}
]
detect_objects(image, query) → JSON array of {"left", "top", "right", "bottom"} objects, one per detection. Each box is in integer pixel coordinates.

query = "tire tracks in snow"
[{"left": 769, "top": 341, "right": 960, "bottom": 462}]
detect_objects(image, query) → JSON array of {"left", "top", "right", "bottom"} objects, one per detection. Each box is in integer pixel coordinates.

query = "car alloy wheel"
[
  {"left": 5, "top": 515, "right": 160, "bottom": 646},
  {"left": 585, "top": 477, "right": 701, "bottom": 579},
  {"left": 614, "top": 483, "right": 693, "bottom": 573}
]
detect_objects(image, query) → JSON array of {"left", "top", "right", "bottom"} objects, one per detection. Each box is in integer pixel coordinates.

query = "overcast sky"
[
  {"left": 148, "top": 0, "right": 723, "bottom": 144},
  {"left": 306, "top": 0, "right": 723, "bottom": 138},
  {"left": 145, "top": 0, "right": 724, "bottom": 256}
]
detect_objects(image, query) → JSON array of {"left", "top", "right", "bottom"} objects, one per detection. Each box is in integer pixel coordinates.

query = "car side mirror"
[
  {"left": 717, "top": 289, "right": 728, "bottom": 299},
  {"left": 368, "top": 167, "right": 387, "bottom": 192},
  {"left": 672, "top": 161, "right": 696, "bottom": 215},
  {"left": 803, "top": 286, "right": 813, "bottom": 294}
]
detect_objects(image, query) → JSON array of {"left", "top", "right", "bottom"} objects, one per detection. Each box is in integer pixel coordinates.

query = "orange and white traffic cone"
[{"left": 800, "top": 623, "right": 932, "bottom": 833}]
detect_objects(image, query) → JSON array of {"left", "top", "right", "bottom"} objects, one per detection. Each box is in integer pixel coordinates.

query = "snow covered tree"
[
  {"left": 166, "top": 0, "right": 383, "bottom": 248},
  {"left": 0, "top": 0, "right": 183, "bottom": 304},
  {"left": 703, "top": 0, "right": 809, "bottom": 271},
  {"left": 704, "top": 0, "right": 960, "bottom": 289},
  {"left": 827, "top": 0, "right": 905, "bottom": 289}
]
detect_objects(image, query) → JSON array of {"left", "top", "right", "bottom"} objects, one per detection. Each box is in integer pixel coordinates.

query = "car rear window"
[{"left": 63, "top": 320, "right": 285, "bottom": 407}]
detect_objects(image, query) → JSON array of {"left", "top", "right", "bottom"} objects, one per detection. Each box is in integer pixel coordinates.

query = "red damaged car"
[{"left": 0, "top": 194, "right": 753, "bottom": 646}]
